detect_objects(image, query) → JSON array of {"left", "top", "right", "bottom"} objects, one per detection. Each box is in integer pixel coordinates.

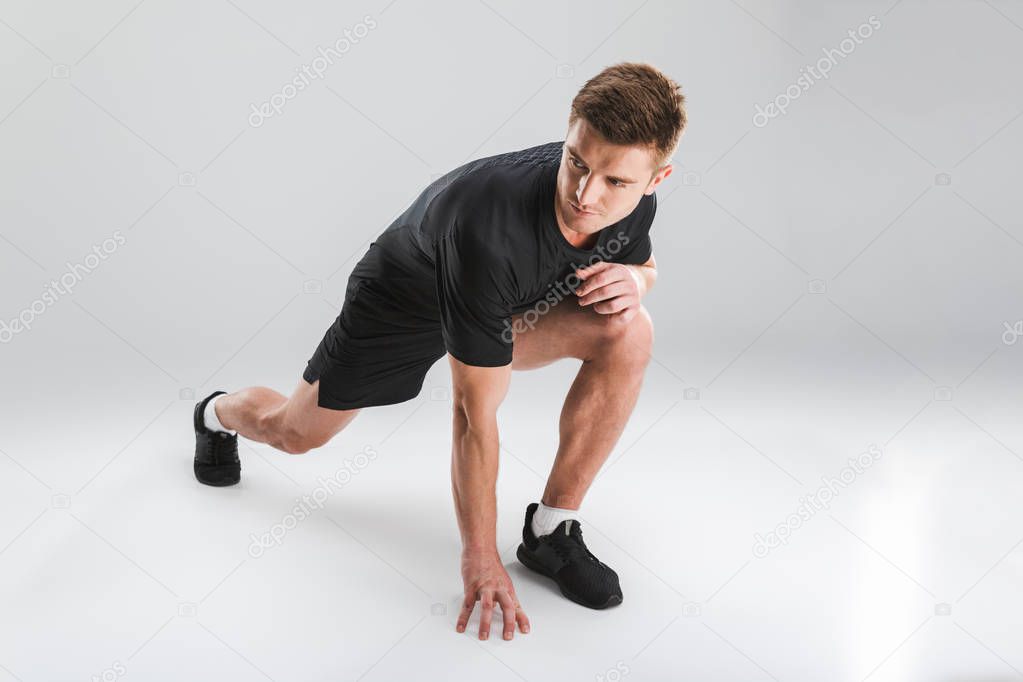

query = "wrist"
[{"left": 626, "top": 265, "right": 647, "bottom": 297}]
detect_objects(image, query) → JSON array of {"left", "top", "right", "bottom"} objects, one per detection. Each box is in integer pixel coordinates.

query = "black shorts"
[{"left": 302, "top": 276, "right": 447, "bottom": 410}]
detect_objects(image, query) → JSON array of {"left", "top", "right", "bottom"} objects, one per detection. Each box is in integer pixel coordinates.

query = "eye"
[
  {"left": 609, "top": 178, "right": 626, "bottom": 188},
  {"left": 570, "top": 156, "right": 586, "bottom": 170}
]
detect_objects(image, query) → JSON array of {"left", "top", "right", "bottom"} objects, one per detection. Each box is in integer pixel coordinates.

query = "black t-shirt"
[{"left": 349, "top": 140, "right": 657, "bottom": 367}]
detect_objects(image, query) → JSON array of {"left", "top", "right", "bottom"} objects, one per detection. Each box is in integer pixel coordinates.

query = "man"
[{"left": 192, "top": 62, "right": 685, "bottom": 641}]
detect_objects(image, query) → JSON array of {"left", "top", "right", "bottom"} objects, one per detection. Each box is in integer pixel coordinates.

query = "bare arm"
[
  {"left": 448, "top": 355, "right": 530, "bottom": 641},
  {"left": 449, "top": 355, "right": 510, "bottom": 551}
]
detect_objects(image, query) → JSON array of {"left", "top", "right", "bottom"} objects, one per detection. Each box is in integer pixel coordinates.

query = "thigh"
[
  {"left": 303, "top": 276, "right": 447, "bottom": 410},
  {"left": 511, "top": 297, "right": 618, "bottom": 371},
  {"left": 277, "top": 377, "right": 361, "bottom": 446}
]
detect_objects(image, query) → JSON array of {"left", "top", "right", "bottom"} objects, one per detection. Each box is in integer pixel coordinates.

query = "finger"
[
  {"left": 516, "top": 604, "right": 531, "bottom": 634},
  {"left": 593, "top": 298, "right": 631, "bottom": 315},
  {"left": 479, "top": 592, "right": 494, "bottom": 640},
  {"left": 575, "top": 268, "right": 622, "bottom": 295},
  {"left": 456, "top": 593, "right": 475, "bottom": 633},
  {"left": 576, "top": 260, "right": 612, "bottom": 275},
  {"left": 593, "top": 296, "right": 634, "bottom": 315},
  {"left": 575, "top": 273, "right": 605, "bottom": 297},
  {"left": 578, "top": 281, "right": 631, "bottom": 306},
  {"left": 575, "top": 260, "right": 613, "bottom": 280},
  {"left": 497, "top": 591, "right": 517, "bottom": 640}
]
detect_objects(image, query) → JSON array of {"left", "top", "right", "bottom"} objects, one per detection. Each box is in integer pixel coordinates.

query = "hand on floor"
[{"left": 457, "top": 549, "right": 530, "bottom": 640}]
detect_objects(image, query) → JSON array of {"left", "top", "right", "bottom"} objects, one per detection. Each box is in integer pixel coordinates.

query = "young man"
[{"left": 192, "top": 62, "right": 685, "bottom": 641}]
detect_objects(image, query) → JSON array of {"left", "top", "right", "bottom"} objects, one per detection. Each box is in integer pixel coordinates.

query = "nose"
[{"left": 575, "top": 173, "right": 601, "bottom": 209}]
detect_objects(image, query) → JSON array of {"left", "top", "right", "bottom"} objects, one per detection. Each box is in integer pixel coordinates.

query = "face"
[{"left": 554, "top": 118, "right": 673, "bottom": 239}]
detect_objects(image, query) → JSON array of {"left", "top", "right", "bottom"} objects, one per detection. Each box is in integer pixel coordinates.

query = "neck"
[
  {"left": 562, "top": 224, "right": 599, "bottom": 250},
  {"left": 554, "top": 199, "right": 600, "bottom": 250}
]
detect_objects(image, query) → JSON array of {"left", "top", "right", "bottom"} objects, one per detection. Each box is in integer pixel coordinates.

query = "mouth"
[{"left": 569, "top": 201, "right": 598, "bottom": 216}]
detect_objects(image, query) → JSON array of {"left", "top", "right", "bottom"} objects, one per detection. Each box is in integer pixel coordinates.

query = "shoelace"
[
  {"left": 207, "top": 430, "right": 235, "bottom": 463},
  {"left": 546, "top": 524, "right": 602, "bottom": 566}
]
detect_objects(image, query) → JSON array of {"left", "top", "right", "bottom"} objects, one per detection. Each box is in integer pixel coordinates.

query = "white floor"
[
  {"left": 3, "top": 0, "right": 1023, "bottom": 679},
  {"left": 1, "top": 343, "right": 1021, "bottom": 682}
]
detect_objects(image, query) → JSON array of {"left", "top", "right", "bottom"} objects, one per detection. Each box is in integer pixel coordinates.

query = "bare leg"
[
  {"left": 214, "top": 379, "right": 360, "bottom": 454},
  {"left": 511, "top": 302, "right": 654, "bottom": 510},
  {"left": 214, "top": 386, "right": 287, "bottom": 441}
]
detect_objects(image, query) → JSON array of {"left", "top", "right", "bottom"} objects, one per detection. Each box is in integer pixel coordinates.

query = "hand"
[
  {"left": 575, "top": 261, "right": 646, "bottom": 323},
  {"left": 457, "top": 549, "right": 530, "bottom": 640}
]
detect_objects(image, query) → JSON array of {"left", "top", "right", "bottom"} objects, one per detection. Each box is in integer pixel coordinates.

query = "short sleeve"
[
  {"left": 614, "top": 232, "right": 653, "bottom": 265},
  {"left": 434, "top": 226, "right": 515, "bottom": 367},
  {"left": 611, "top": 193, "right": 656, "bottom": 265}
]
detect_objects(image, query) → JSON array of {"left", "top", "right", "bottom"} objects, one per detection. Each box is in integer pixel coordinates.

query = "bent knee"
[
  {"left": 280, "top": 425, "right": 336, "bottom": 455},
  {"left": 600, "top": 304, "right": 653, "bottom": 348},
  {"left": 278, "top": 433, "right": 308, "bottom": 455},
  {"left": 585, "top": 305, "right": 653, "bottom": 369},
  {"left": 633, "top": 305, "right": 654, "bottom": 345},
  {"left": 261, "top": 412, "right": 331, "bottom": 455}
]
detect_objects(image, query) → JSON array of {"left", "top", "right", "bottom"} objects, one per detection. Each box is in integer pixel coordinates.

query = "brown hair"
[{"left": 569, "top": 62, "right": 686, "bottom": 169}]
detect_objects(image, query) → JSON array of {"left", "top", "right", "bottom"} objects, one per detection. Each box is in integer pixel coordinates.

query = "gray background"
[{"left": 1, "top": 0, "right": 1022, "bottom": 680}]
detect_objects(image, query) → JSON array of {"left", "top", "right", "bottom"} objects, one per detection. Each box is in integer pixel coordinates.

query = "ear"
[{"left": 644, "top": 164, "right": 672, "bottom": 195}]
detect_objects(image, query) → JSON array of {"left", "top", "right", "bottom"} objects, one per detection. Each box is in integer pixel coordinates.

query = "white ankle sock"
[
  {"left": 531, "top": 501, "right": 580, "bottom": 538},
  {"left": 203, "top": 394, "right": 236, "bottom": 435}
]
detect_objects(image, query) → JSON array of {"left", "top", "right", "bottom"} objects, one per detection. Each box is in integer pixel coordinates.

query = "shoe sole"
[
  {"left": 193, "top": 461, "right": 240, "bottom": 487},
  {"left": 516, "top": 543, "right": 622, "bottom": 610}
]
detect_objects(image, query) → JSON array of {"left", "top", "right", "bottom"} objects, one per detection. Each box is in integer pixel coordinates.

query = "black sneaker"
[
  {"left": 516, "top": 502, "right": 623, "bottom": 609},
  {"left": 193, "top": 390, "right": 240, "bottom": 487}
]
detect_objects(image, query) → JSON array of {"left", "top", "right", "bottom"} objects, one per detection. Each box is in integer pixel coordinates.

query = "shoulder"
[
  {"left": 425, "top": 142, "right": 558, "bottom": 243},
  {"left": 464, "top": 140, "right": 563, "bottom": 177},
  {"left": 433, "top": 140, "right": 562, "bottom": 209}
]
